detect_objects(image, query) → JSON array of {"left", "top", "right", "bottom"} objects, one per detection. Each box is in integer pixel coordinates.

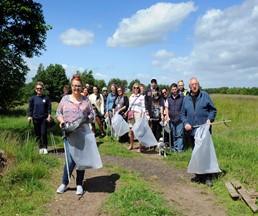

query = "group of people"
[{"left": 27, "top": 75, "right": 217, "bottom": 194}]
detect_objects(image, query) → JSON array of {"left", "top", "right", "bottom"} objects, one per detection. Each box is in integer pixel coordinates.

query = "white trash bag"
[
  {"left": 187, "top": 124, "right": 221, "bottom": 174},
  {"left": 68, "top": 124, "right": 103, "bottom": 170},
  {"left": 111, "top": 113, "right": 129, "bottom": 137},
  {"left": 132, "top": 116, "right": 158, "bottom": 147}
]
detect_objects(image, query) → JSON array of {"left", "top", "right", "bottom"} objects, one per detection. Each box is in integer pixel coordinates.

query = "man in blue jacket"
[{"left": 180, "top": 77, "right": 217, "bottom": 186}]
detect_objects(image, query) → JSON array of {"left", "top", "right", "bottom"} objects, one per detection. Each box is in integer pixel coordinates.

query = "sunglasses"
[
  {"left": 36, "top": 88, "right": 42, "bottom": 90},
  {"left": 133, "top": 87, "right": 139, "bottom": 89},
  {"left": 162, "top": 92, "right": 167, "bottom": 94},
  {"left": 72, "top": 85, "right": 82, "bottom": 88}
]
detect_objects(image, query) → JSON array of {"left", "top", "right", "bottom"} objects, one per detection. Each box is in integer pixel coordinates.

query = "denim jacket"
[
  {"left": 180, "top": 91, "right": 217, "bottom": 134},
  {"left": 105, "top": 92, "right": 117, "bottom": 112}
]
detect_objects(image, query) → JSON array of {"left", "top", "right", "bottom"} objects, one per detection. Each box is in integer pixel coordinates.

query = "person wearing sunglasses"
[
  {"left": 56, "top": 75, "right": 102, "bottom": 195},
  {"left": 125, "top": 83, "right": 146, "bottom": 151},
  {"left": 27, "top": 81, "right": 52, "bottom": 154}
]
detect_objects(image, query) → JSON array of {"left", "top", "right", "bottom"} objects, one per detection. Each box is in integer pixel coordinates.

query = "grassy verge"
[
  {"left": 101, "top": 165, "right": 180, "bottom": 216},
  {"left": 0, "top": 132, "right": 60, "bottom": 215},
  {"left": 164, "top": 94, "right": 258, "bottom": 216},
  {"left": 0, "top": 104, "right": 62, "bottom": 216},
  {"left": 99, "top": 136, "right": 139, "bottom": 158}
]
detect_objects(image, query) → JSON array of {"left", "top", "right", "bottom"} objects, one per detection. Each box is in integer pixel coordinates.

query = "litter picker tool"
[
  {"left": 193, "top": 120, "right": 231, "bottom": 128},
  {"left": 61, "top": 124, "right": 71, "bottom": 184}
]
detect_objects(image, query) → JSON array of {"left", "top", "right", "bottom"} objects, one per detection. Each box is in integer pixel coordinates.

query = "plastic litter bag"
[
  {"left": 67, "top": 124, "right": 103, "bottom": 170},
  {"left": 187, "top": 124, "right": 221, "bottom": 174},
  {"left": 111, "top": 113, "right": 129, "bottom": 137},
  {"left": 132, "top": 116, "right": 158, "bottom": 147}
]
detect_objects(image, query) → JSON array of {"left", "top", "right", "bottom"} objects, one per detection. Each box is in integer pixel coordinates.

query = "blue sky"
[{"left": 27, "top": 0, "right": 258, "bottom": 87}]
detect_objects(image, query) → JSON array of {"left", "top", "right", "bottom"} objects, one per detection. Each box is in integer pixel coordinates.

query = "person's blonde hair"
[{"left": 35, "top": 81, "right": 44, "bottom": 88}]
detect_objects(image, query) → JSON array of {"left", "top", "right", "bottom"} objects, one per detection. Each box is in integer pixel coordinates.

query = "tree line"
[{"left": 205, "top": 87, "right": 258, "bottom": 96}]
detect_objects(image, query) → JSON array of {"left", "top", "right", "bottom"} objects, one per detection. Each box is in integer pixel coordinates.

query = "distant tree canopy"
[
  {"left": 77, "top": 70, "right": 95, "bottom": 86},
  {"left": 0, "top": 0, "right": 50, "bottom": 110},
  {"left": 33, "top": 64, "right": 69, "bottom": 101},
  {"left": 108, "top": 78, "right": 128, "bottom": 90},
  {"left": 205, "top": 87, "right": 258, "bottom": 96}
]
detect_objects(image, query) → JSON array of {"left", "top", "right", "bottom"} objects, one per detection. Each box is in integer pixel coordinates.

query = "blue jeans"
[
  {"left": 62, "top": 141, "right": 85, "bottom": 186},
  {"left": 170, "top": 121, "right": 184, "bottom": 152}
]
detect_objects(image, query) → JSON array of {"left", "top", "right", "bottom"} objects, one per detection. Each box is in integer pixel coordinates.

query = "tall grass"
[{"left": 0, "top": 104, "right": 61, "bottom": 216}]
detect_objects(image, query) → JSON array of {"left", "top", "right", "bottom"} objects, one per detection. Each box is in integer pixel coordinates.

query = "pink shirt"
[{"left": 56, "top": 95, "right": 94, "bottom": 123}]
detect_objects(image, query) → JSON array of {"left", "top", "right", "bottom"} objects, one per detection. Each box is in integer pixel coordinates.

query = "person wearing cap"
[
  {"left": 177, "top": 80, "right": 189, "bottom": 96},
  {"left": 145, "top": 78, "right": 162, "bottom": 141}
]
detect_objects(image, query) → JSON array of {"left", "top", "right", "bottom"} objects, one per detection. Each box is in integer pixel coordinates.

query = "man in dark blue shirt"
[
  {"left": 28, "top": 82, "right": 51, "bottom": 154},
  {"left": 166, "top": 83, "right": 184, "bottom": 152}
]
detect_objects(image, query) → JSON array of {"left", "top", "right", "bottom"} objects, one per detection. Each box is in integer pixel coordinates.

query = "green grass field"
[
  {"left": 164, "top": 94, "right": 258, "bottom": 215},
  {"left": 0, "top": 94, "right": 257, "bottom": 215}
]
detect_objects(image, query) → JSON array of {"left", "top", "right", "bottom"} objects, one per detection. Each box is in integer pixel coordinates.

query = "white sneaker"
[
  {"left": 76, "top": 185, "right": 83, "bottom": 195},
  {"left": 39, "top": 149, "right": 44, "bottom": 154},
  {"left": 43, "top": 148, "right": 48, "bottom": 154},
  {"left": 56, "top": 184, "right": 67, "bottom": 194}
]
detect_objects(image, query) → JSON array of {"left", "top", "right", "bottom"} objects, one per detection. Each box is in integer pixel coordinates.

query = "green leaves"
[{"left": 0, "top": 0, "right": 50, "bottom": 110}]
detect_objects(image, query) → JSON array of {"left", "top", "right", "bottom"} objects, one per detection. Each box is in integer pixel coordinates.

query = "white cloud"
[
  {"left": 152, "top": 0, "right": 258, "bottom": 87},
  {"left": 107, "top": 2, "right": 197, "bottom": 47},
  {"left": 60, "top": 28, "right": 94, "bottom": 47},
  {"left": 154, "top": 49, "right": 175, "bottom": 59}
]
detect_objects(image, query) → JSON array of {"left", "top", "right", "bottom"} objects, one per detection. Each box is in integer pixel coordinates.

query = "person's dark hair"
[
  {"left": 117, "top": 86, "right": 124, "bottom": 93},
  {"left": 151, "top": 78, "right": 157, "bottom": 84},
  {"left": 170, "top": 83, "right": 177, "bottom": 89}
]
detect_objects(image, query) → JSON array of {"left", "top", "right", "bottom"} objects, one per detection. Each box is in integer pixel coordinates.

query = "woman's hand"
[
  {"left": 59, "top": 121, "right": 65, "bottom": 128},
  {"left": 46, "top": 115, "right": 51, "bottom": 122}
]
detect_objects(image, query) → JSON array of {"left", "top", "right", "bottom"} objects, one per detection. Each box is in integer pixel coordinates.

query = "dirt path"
[
  {"left": 47, "top": 153, "right": 226, "bottom": 216},
  {"left": 103, "top": 154, "right": 226, "bottom": 216}
]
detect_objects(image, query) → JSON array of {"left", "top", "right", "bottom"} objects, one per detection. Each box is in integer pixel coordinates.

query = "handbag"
[
  {"left": 127, "top": 110, "right": 134, "bottom": 120},
  {"left": 127, "top": 95, "right": 140, "bottom": 120}
]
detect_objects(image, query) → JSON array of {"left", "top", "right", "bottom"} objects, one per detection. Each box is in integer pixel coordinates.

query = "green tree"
[
  {"left": 108, "top": 78, "right": 128, "bottom": 90},
  {"left": 95, "top": 79, "right": 106, "bottom": 90},
  {"left": 0, "top": 0, "right": 51, "bottom": 110},
  {"left": 77, "top": 70, "right": 95, "bottom": 86},
  {"left": 33, "top": 64, "right": 69, "bottom": 101}
]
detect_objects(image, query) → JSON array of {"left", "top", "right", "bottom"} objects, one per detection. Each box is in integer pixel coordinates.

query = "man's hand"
[
  {"left": 185, "top": 123, "right": 192, "bottom": 131},
  {"left": 27, "top": 117, "right": 32, "bottom": 122},
  {"left": 206, "top": 119, "right": 211, "bottom": 125}
]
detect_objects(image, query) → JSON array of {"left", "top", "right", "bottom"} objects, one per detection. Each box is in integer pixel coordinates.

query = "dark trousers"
[
  {"left": 150, "top": 120, "right": 162, "bottom": 141},
  {"left": 33, "top": 118, "right": 48, "bottom": 148},
  {"left": 62, "top": 152, "right": 85, "bottom": 186}
]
